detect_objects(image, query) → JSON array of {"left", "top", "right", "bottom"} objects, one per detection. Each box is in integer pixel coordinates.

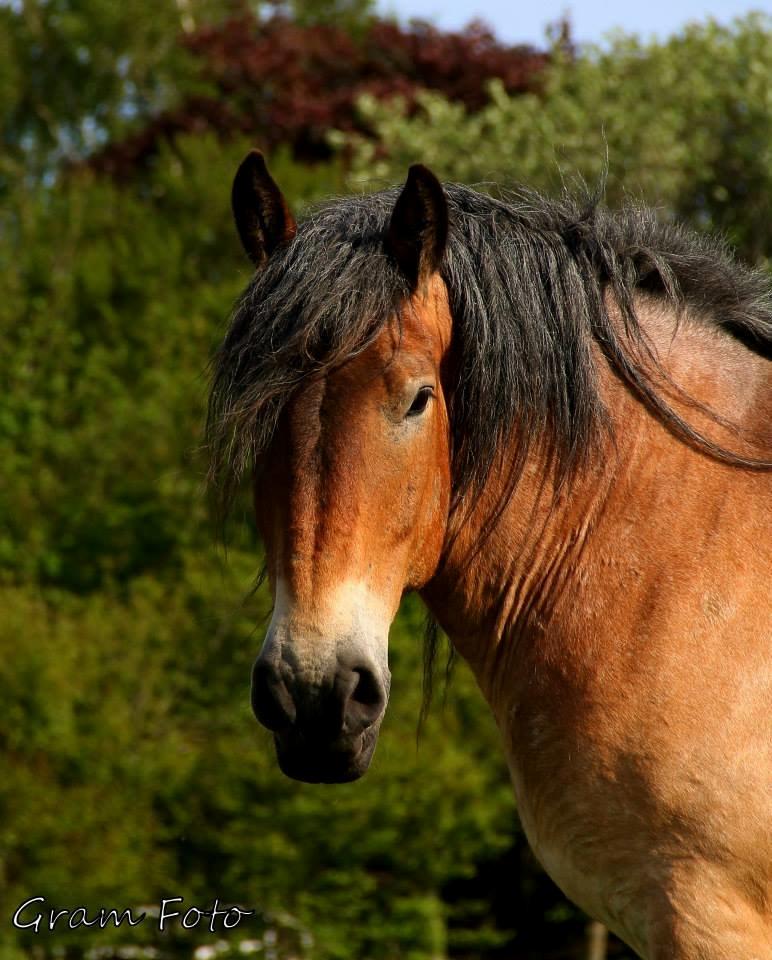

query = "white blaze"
[{"left": 266, "top": 577, "right": 392, "bottom": 680}]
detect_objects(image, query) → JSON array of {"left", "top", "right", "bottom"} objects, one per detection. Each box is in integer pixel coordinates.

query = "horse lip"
[{"left": 273, "top": 729, "right": 376, "bottom": 784}]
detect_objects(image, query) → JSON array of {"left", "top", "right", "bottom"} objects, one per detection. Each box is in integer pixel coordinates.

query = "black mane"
[{"left": 207, "top": 182, "right": 772, "bottom": 520}]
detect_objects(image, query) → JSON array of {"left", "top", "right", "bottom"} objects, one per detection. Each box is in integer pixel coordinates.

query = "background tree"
[
  {"left": 340, "top": 14, "right": 772, "bottom": 264},
  {"left": 87, "top": 12, "right": 550, "bottom": 176}
]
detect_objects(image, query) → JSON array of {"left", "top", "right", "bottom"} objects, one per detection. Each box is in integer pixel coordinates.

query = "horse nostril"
[
  {"left": 343, "top": 664, "right": 386, "bottom": 732},
  {"left": 352, "top": 667, "right": 383, "bottom": 708},
  {"left": 251, "top": 658, "right": 296, "bottom": 733}
]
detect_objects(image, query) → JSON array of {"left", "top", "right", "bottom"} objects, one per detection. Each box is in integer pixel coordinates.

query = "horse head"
[{"left": 229, "top": 153, "right": 454, "bottom": 782}]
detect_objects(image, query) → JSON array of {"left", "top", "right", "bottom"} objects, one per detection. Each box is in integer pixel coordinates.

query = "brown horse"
[{"left": 208, "top": 152, "right": 772, "bottom": 959}]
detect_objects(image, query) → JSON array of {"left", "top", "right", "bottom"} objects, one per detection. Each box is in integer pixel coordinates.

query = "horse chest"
[
  {"left": 495, "top": 672, "right": 657, "bottom": 954},
  {"left": 489, "top": 615, "right": 772, "bottom": 957}
]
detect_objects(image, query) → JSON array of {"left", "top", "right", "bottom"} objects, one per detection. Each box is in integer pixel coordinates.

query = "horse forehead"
[
  {"left": 327, "top": 317, "right": 445, "bottom": 396},
  {"left": 403, "top": 275, "right": 452, "bottom": 353},
  {"left": 366, "top": 277, "right": 452, "bottom": 370},
  {"left": 286, "top": 275, "right": 452, "bottom": 407}
]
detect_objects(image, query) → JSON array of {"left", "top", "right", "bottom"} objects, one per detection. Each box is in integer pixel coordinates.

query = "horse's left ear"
[
  {"left": 387, "top": 164, "right": 448, "bottom": 289},
  {"left": 232, "top": 150, "right": 297, "bottom": 266}
]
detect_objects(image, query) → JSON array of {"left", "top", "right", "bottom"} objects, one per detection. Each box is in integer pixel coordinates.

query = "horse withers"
[{"left": 208, "top": 151, "right": 772, "bottom": 958}]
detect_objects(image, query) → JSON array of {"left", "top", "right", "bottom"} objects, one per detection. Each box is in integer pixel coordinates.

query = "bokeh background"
[{"left": 1, "top": 1, "right": 771, "bottom": 958}]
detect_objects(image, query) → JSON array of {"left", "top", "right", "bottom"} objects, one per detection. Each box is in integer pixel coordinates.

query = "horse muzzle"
[{"left": 251, "top": 644, "right": 390, "bottom": 783}]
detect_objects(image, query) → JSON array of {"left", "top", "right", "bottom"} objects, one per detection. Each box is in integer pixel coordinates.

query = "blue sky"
[{"left": 377, "top": 0, "right": 772, "bottom": 46}]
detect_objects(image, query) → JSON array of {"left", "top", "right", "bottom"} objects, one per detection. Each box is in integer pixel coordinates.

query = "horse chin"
[{"left": 274, "top": 726, "right": 380, "bottom": 784}]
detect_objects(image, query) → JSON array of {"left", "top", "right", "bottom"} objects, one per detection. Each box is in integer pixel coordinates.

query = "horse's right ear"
[{"left": 232, "top": 150, "right": 297, "bottom": 266}]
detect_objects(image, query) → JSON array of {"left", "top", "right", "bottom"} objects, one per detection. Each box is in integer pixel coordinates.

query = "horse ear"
[
  {"left": 232, "top": 150, "right": 297, "bottom": 266},
  {"left": 387, "top": 164, "right": 448, "bottom": 289}
]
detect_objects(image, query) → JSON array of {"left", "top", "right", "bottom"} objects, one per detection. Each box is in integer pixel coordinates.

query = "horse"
[{"left": 207, "top": 151, "right": 772, "bottom": 959}]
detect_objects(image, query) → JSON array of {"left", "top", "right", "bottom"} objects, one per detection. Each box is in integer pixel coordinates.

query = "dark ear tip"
[
  {"left": 236, "top": 149, "right": 267, "bottom": 179},
  {"left": 407, "top": 163, "right": 443, "bottom": 189}
]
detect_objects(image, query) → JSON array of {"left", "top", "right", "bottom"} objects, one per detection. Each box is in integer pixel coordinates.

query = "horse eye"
[{"left": 406, "top": 387, "right": 433, "bottom": 418}]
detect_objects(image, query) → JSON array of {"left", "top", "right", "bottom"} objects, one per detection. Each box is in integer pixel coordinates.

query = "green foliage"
[
  {"left": 0, "top": 135, "right": 342, "bottom": 590},
  {"left": 1, "top": 1, "right": 180, "bottom": 181},
  {"left": 0, "top": 120, "right": 516, "bottom": 957},
  {"left": 343, "top": 14, "right": 772, "bottom": 263},
  {"left": 272, "top": 0, "right": 376, "bottom": 31},
  {"left": 0, "top": 572, "right": 513, "bottom": 958}
]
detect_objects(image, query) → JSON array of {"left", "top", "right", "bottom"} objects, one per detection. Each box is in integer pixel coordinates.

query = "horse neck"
[
  {"left": 420, "top": 298, "right": 770, "bottom": 715},
  {"left": 421, "top": 425, "right": 622, "bottom": 709}
]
